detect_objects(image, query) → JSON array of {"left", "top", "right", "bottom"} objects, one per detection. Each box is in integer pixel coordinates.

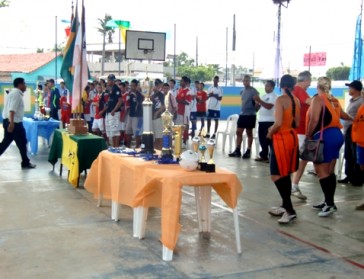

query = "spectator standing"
[
  {"left": 229, "top": 75, "right": 259, "bottom": 159},
  {"left": 0, "top": 78, "right": 36, "bottom": 169},
  {"left": 206, "top": 76, "right": 223, "bottom": 139},
  {"left": 338, "top": 80, "right": 364, "bottom": 186},
  {"left": 48, "top": 79, "right": 60, "bottom": 120},
  {"left": 254, "top": 80, "right": 277, "bottom": 162}
]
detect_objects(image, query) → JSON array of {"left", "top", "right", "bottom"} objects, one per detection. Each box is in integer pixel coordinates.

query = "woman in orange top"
[
  {"left": 267, "top": 75, "right": 300, "bottom": 224},
  {"left": 306, "top": 77, "right": 348, "bottom": 217},
  {"left": 352, "top": 101, "right": 364, "bottom": 210}
]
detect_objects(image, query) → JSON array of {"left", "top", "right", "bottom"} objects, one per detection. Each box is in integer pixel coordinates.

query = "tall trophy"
[
  {"left": 206, "top": 139, "right": 216, "bottom": 172},
  {"left": 198, "top": 130, "right": 208, "bottom": 171},
  {"left": 160, "top": 90, "right": 174, "bottom": 161},
  {"left": 141, "top": 78, "right": 154, "bottom": 154},
  {"left": 192, "top": 136, "right": 200, "bottom": 155},
  {"left": 172, "top": 125, "right": 184, "bottom": 161}
]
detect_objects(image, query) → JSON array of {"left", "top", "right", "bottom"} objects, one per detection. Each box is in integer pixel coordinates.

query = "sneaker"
[
  {"left": 210, "top": 134, "right": 216, "bottom": 139},
  {"left": 229, "top": 149, "right": 241, "bottom": 157},
  {"left": 355, "top": 203, "right": 364, "bottom": 210},
  {"left": 242, "top": 149, "right": 251, "bottom": 159},
  {"left": 255, "top": 157, "right": 269, "bottom": 162},
  {"left": 268, "top": 207, "right": 286, "bottom": 217},
  {"left": 278, "top": 212, "right": 297, "bottom": 224},
  {"left": 291, "top": 189, "right": 307, "bottom": 200},
  {"left": 318, "top": 204, "right": 337, "bottom": 217},
  {"left": 338, "top": 177, "right": 350, "bottom": 184},
  {"left": 312, "top": 202, "right": 337, "bottom": 211},
  {"left": 204, "top": 133, "right": 210, "bottom": 138},
  {"left": 21, "top": 163, "right": 36, "bottom": 169}
]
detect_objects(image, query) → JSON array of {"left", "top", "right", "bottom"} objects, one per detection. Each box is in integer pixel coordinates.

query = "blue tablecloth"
[{"left": 23, "top": 117, "right": 61, "bottom": 154}]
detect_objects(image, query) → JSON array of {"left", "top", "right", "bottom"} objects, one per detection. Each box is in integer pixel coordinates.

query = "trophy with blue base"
[
  {"left": 160, "top": 90, "right": 174, "bottom": 162},
  {"left": 206, "top": 139, "right": 216, "bottom": 173},
  {"left": 198, "top": 130, "right": 208, "bottom": 171}
]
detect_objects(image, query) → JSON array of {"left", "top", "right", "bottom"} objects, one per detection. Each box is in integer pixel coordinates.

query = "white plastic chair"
[
  {"left": 242, "top": 124, "right": 260, "bottom": 157},
  {"left": 216, "top": 114, "right": 239, "bottom": 153}
]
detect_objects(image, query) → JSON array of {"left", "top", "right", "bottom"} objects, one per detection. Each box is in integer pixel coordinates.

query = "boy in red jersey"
[
  {"left": 60, "top": 91, "right": 71, "bottom": 128},
  {"left": 91, "top": 84, "right": 104, "bottom": 135},
  {"left": 176, "top": 76, "right": 192, "bottom": 144},
  {"left": 196, "top": 82, "right": 208, "bottom": 134}
]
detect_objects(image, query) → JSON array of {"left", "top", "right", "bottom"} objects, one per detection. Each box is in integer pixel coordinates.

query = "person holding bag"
[
  {"left": 305, "top": 77, "right": 349, "bottom": 217},
  {"left": 267, "top": 75, "right": 300, "bottom": 224}
]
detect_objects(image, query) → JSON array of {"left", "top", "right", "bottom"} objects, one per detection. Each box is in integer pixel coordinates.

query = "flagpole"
[
  {"left": 79, "top": 0, "right": 84, "bottom": 119},
  {"left": 55, "top": 15, "right": 58, "bottom": 84},
  {"left": 173, "top": 23, "right": 176, "bottom": 79},
  {"left": 225, "top": 27, "right": 228, "bottom": 86}
]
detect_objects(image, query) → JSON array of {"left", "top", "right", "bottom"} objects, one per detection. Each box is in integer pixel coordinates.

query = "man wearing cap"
[
  {"left": 105, "top": 74, "right": 123, "bottom": 147},
  {"left": 338, "top": 80, "right": 364, "bottom": 186}
]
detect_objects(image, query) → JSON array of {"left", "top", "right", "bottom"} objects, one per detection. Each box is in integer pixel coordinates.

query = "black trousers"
[
  {"left": 50, "top": 108, "right": 59, "bottom": 120},
  {"left": 0, "top": 119, "right": 30, "bottom": 166},
  {"left": 344, "top": 127, "right": 363, "bottom": 185},
  {"left": 258, "top": 121, "right": 274, "bottom": 159}
]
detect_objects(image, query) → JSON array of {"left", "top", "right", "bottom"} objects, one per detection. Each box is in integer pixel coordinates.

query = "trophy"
[
  {"left": 160, "top": 90, "right": 174, "bottom": 160},
  {"left": 198, "top": 130, "right": 208, "bottom": 171},
  {"left": 206, "top": 139, "right": 216, "bottom": 173},
  {"left": 192, "top": 136, "right": 200, "bottom": 155},
  {"left": 141, "top": 78, "right": 154, "bottom": 154},
  {"left": 172, "top": 125, "right": 184, "bottom": 161}
]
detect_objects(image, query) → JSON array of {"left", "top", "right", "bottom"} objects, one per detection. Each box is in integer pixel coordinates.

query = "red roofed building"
[{"left": 0, "top": 52, "right": 63, "bottom": 83}]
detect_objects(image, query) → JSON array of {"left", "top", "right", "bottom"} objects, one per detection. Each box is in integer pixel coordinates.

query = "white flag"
[{"left": 71, "top": 0, "right": 88, "bottom": 112}]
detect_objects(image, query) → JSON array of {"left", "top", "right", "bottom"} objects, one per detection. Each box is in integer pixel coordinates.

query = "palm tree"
[
  {"left": 97, "top": 14, "right": 115, "bottom": 75},
  {"left": 0, "top": 0, "right": 9, "bottom": 8}
]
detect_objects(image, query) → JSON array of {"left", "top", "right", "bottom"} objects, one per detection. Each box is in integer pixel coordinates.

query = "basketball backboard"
[{"left": 125, "top": 30, "right": 166, "bottom": 61}]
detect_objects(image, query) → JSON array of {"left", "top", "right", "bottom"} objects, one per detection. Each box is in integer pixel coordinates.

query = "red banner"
[{"left": 304, "top": 52, "right": 326, "bottom": 66}]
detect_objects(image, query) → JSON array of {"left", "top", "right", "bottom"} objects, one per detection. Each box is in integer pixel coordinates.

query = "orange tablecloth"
[{"left": 84, "top": 150, "right": 243, "bottom": 250}]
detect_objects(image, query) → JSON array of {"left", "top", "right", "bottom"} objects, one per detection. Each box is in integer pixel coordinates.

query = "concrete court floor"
[{"left": 0, "top": 126, "right": 364, "bottom": 279}]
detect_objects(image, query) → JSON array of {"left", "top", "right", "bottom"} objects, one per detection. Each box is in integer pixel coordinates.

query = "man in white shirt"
[
  {"left": 206, "top": 76, "right": 223, "bottom": 139},
  {"left": 253, "top": 80, "right": 277, "bottom": 162},
  {"left": 0, "top": 78, "right": 36, "bottom": 169},
  {"left": 168, "top": 79, "right": 178, "bottom": 98}
]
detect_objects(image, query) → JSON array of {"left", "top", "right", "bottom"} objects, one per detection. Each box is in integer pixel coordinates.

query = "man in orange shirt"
[{"left": 291, "top": 71, "right": 312, "bottom": 200}]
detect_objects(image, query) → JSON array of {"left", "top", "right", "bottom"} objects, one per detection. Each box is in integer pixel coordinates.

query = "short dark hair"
[
  {"left": 120, "top": 82, "right": 126, "bottom": 88},
  {"left": 280, "top": 74, "right": 295, "bottom": 90},
  {"left": 214, "top": 76, "right": 219, "bottom": 80},
  {"left": 169, "top": 79, "right": 176, "bottom": 85},
  {"left": 154, "top": 78, "right": 162, "bottom": 86},
  {"left": 60, "top": 81, "right": 65, "bottom": 85},
  {"left": 125, "top": 81, "right": 129, "bottom": 85},
  {"left": 48, "top": 78, "right": 55, "bottom": 84},
  {"left": 163, "top": 83, "right": 169, "bottom": 87},
  {"left": 200, "top": 82, "right": 205, "bottom": 87},
  {"left": 265, "top": 80, "right": 276, "bottom": 88},
  {"left": 181, "top": 76, "right": 189, "bottom": 83},
  {"left": 195, "top": 80, "right": 199, "bottom": 84},
  {"left": 38, "top": 84, "right": 43, "bottom": 90},
  {"left": 13, "top": 77, "right": 25, "bottom": 88},
  {"left": 131, "top": 79, "right": 138, "bottom": 86}
]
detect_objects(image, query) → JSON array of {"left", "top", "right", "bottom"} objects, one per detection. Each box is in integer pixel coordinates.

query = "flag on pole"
[
  {"left": 349, "top": 14, "right": 363, "bottom": 80},
  {"left": 60, "top": 2, "right": 79, "bottom": 92},
  {"left": 71, "top": 0, "right": 88, "bottom": 112},
  {"left": 115, "top": 20, "right": 130, "bottom": 43}
]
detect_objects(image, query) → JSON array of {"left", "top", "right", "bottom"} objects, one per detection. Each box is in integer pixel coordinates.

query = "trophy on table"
[
  {"left": 192, "top": 136, "right": 200, "bottom": 155},
  {"left": 198, "top": 130, "right": 208, "bottom": 171},
  {"left": 172, "top": 125, "right": 184, "bottom": 161},
  {"left": 141, "top": 78, "right": 154, "bottom": 154},
  {"left": 160, "top": 90, "right": 174, "bottom": 161},
  {"left": 206, "top": 139, "right": 216, "bottom": 173}
]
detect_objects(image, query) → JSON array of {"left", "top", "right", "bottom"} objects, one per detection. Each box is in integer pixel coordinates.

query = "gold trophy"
[
  {"left": 206, "top": 139, "right": 216, "bottom": 172},
  {"left": 198, "top": 130, "right": 208, "bottom": 171},
  {"left": 172, "top": 125, "right": 184, "bottom": 161},
  {"left": 192, "top": 136, "right": 200, "bottom": 154},
  {"left": 160, "top": 90, "right": 174, "bottom": 160}
]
